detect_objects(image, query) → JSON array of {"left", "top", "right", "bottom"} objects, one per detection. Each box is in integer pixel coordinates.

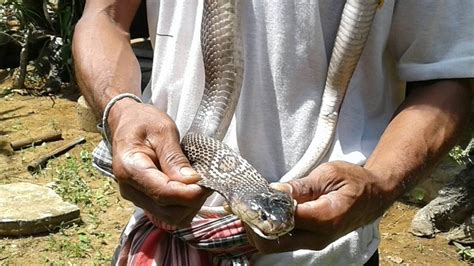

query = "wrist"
[
  {"left": 107, "top": 97, "right": 141, "bottom": 128},
  {"left": 101, "top": 93, "right": 142, "bottom": 147},
  {"left": 364, "top": 164, "right": 401, "bottom": 209}
]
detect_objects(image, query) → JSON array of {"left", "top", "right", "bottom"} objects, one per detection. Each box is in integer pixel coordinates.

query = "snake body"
[{"left": 182, "top": 0, "right": 382, "bottom": 240}]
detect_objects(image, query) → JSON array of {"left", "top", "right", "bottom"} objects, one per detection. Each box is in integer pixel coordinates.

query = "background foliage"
[{"left": 0, "top": 0, "right": 84, "bottom": 94}]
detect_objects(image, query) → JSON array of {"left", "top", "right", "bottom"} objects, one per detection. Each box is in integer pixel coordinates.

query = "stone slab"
[{"left": 0, "top": 182, "right": 80, "bottom": 236}]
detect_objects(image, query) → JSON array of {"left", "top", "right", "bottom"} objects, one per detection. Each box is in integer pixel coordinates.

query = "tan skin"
[{"left": 73, "top": 0, "right": 472, "bottom": 254}]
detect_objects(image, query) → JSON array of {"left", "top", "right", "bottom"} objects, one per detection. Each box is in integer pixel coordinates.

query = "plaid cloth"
[{"left": 92, "top": 140, "right": 256, "bottom": 265}]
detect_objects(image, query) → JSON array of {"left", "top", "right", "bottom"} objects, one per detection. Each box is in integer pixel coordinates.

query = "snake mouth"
[{"left": 245, "top": 221, "right": 294, "bottom": 240}]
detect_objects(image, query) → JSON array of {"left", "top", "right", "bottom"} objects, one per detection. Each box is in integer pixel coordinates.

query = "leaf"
[{"left": 453, "top": 241, "right": 465, "bottom": 250}]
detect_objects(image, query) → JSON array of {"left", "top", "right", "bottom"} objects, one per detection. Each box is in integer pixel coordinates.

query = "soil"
[{"left": 0, "top": 82, "right": 469, "bottom": 265}]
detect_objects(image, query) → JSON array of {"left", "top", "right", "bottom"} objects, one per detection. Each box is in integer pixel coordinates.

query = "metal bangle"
[{"left": 101, "top": 93, "right": 142, "bottom": 148}]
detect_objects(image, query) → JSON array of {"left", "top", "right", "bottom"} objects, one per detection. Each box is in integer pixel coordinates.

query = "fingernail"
[
  {"left": 223, "top": 202, "right": 233, "bottom": 214},
  {"left": 270, "top": 182, "right": 292, "bottom": 194},
  {"left": 180, "top": 167, "right": 200, "bottom": 179}
]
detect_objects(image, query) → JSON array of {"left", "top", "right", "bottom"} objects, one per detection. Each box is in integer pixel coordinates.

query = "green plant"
[
  {"left": 37, "top": 150, "right": 117, "bottom": 263},
  {"left": 53, "top": 156, "right": 93, "bottom": 205},
  {"left": 52, "top": 150, "right": 112, "bottom": 209},
  {"left": 453, "top": 242, "right": 474, "bottom": 262},
  {"left": 47, "top": 231, "right": 92, "bottom": 259},
  {"left": 0, "top": 0, "right": 85, "bottom": 93},
  {"left": 449, "top": 138, "right": 473, "bottom": 166}
]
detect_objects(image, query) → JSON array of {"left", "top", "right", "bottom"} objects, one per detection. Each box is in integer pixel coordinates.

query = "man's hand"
[
  {"left": 73, "top": 0, "right": 211, "bottom": 228},
  {"left": 108, "top": 99, "right": 211, "bottom": 228},
  {"left": 246, "top": 161, "right": 388, "bottom": 254},
  {"left": 246, "top": 79, "right": 471, "bottom": 254}
]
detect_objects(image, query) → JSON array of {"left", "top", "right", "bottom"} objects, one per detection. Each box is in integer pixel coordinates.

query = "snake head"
[{"left": 231, "top": 188, "right": 296, "bottom": 240}]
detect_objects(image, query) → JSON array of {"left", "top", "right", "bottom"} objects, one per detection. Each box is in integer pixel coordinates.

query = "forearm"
[
  {"left": 72, "top": 0, "right": 141, "bottom": 115},
  {"left": 365, "top": 79, "right": 472, "bottom": 206}
]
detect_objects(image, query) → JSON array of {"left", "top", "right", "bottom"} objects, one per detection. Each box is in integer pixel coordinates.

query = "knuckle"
[
  {"left": 318, "top": 162, "right": 339, "bottom": 177},
  {"left": 143, "top": 119, "right": 179, "bottom": 145},
  {"left": 112, "top": 153, "right": 137, "bottom": 183},
  {"left": 158, "top": 118, "right": 179, "bottom": 135},
  {"left": 163, "top": 150, "right": 188, "bottom": 167},
  {"left": 112, "top": 162, "right": 128, "bottom": 183},
  {"left": 118, "top": 184, "right": 136, "bottom": 203},
  {"left": 292, "top": 180, "right": 314, "bottom": 197}
]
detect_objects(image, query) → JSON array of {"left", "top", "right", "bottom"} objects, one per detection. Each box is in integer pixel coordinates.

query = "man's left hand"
[{"left": 246, "top": 161, "right": 390, "bottom": 254}]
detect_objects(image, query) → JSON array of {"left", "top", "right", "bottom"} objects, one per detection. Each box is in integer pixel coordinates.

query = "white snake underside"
[{"left": 182, "top": 0, "right": 382, "bottom": 239}]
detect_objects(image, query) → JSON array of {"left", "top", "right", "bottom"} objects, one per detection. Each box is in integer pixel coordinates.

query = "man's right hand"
[{"left": 107, "top": 98, "right": 210, "bottom": 228}]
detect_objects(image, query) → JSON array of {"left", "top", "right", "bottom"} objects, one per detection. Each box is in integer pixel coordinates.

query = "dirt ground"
[{"left": 0, "top": 85, "right": 469, "bottom": 265}]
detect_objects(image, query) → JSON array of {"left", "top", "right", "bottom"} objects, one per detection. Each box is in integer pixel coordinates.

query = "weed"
[
  {"left": 53, "top": 156, "right": 93, "bottom": 205},
  {"left": 40, "top": 149, "right": 117, "bottom": 263},
  {"left": 415, "top": 243, "right": 425, "bottom": 254},
  {"left": 453, "top": 242, "right": 474, "bottom": 263},
  {"left": 48, "top": 119, "right": 60, "bottom": 131},
  {"left": 0, "top": 258, "right": 9, "bottom": 266},
  {"left": 11, "top": 118, "right": 24, "bottom": 131},
  {"left": 47, "top": 232, "right": 92, "bottom": 259}
]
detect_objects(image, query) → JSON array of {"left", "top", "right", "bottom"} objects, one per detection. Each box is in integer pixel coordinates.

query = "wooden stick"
[
  {"left": 27, "top": 137, "right": 86, "bottom": 172},
  {"left": 11, "top": 130, "right": 62, "bottom": 150}
]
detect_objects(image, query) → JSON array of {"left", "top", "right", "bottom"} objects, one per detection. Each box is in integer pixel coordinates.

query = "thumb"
[
  {"left": 271, "top": 177, "right": 324, "bottom": 204},
  {"left": 157, "top": 140, "right": 201, "bottom": 184}
]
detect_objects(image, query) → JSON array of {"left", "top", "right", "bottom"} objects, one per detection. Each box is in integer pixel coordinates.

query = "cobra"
[{"left": 181, "top": 0, "right": 382, "bottom": 240}]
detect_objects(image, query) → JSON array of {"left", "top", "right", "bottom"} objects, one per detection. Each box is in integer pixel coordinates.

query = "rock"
[
  {"left": 0, "top": 182, "right": 80, "bottom": 236},
  {"left": 447, "top": 214, "right": 473, "bottom": 245},
  {"left": 410, "top": 210, "right": 437, "bottom": 237},
  {"left": 76, "top": 95, "right": 99, "bottom": 133},
  {"left": 410, "top": 165, "right": 474, "bottom": 237},
  {"left": 386, "top": 255, "right": 404, "bottom": 264}
]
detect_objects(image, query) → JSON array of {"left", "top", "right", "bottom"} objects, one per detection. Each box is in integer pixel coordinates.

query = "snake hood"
[
  {"left": 182, "top": 133, "right": 296, "bottom": 239},
  {"left": 230, "top": 188, "right": 296, "bottom": 239}
]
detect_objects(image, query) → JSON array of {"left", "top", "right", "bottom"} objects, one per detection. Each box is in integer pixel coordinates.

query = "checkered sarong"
[{"left": 92, "top": 140, "right": 256, "bottom": 265}]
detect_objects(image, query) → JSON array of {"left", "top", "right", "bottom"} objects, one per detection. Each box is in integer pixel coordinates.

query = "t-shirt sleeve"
[{"left": 388, "top": 0, "right": 474, "bottom": 82}]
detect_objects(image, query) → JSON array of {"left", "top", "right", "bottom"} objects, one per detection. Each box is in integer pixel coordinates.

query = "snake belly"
[{"left": 182, "top": 0, "right": 382, "bottom": 240}]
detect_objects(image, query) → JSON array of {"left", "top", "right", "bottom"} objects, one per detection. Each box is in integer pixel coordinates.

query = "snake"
[{"left": 181, "top": 0, "right": 382, "bottom": 240}]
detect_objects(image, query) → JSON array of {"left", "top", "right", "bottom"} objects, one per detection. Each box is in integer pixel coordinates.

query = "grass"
[
  {"left": 41, "top": 149, "right": 115, "bottom": 262},
  {"left": 0, "top": 148, "right": 120, "bottom": 264}
]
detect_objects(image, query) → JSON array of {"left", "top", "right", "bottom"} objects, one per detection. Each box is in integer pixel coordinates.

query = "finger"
[
  {"left": 120, "top": 183, "right": 202, "bottom": 227},
  {"left": 269, "top": 182, "right": 292, "bottom": 194},
  {"left": 152, "top": 124, "right": 201, "bottom": 184},
  {"left": 284, "top": 163, "right": 343, "bottom": 203},
  {"left": 151, "top": 204, "right": 201, "bottom": 227},
  {"left": 119, "top": 151, "right": 209, "bottom": 205},
  {"left": 245, "top": 227, "right": 334, "bottom": 253},
  {"left": 269, "top": 181, "right": 331, "bottom": 231},
  {"left": 293, "top": 196, "right": 337, "bottom": 232},
  {"left": 294, "top": 191, "right": 360, "bottom": 240},
  {"left": 282, "top": 177, "right": 325, "bottom": 204},
  {"left": 119, "top": 182, "right": 162, "bottom": 215},
  {"left": 244, "top": 224, "right": 256, "bottom": 247}
]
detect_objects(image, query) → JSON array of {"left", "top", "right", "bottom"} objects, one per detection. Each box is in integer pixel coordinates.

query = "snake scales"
[{"left": 181, "top": 0, "right": 382, "bottom": 240}]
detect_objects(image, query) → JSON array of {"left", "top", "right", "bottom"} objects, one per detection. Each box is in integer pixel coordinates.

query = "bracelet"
[{"left": 101, "top": 93, "right": 142, "bottom": 148}]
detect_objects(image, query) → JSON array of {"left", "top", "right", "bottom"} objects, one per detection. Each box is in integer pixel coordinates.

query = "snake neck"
[{"left": 188, "top": 0, "right": 243, "bottom": 140}]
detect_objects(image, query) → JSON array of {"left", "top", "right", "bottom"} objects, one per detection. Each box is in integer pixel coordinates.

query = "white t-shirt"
[{"left": 131, "top": 1, "right": 474, "bottom": 264}]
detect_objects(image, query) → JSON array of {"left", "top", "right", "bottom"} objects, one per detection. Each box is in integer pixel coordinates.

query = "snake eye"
[{"left": 260, "top": 212, "right": 267, "bottom": 221}]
